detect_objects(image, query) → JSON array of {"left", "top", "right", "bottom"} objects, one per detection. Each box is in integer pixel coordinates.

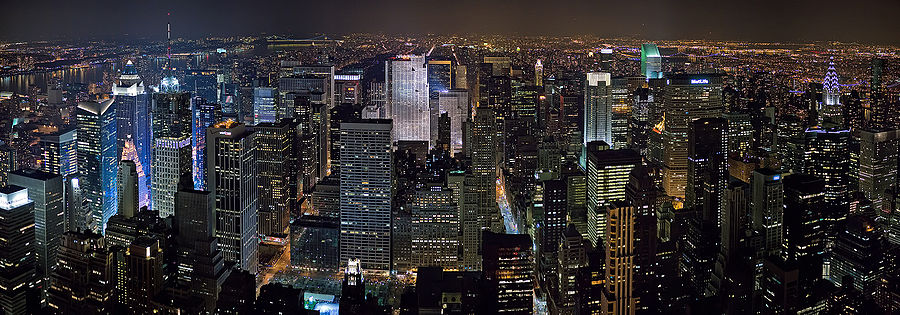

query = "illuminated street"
[{"left": 497, "top": 178, "right": 520, "bottom": 234}]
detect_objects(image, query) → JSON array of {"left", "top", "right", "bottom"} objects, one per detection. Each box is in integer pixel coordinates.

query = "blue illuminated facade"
[
  {"left": 192, "top": 98, "right": 221, "bottom": 190},
  {"left": 76, "top": 99, "right": 118, "bottom": 234}
]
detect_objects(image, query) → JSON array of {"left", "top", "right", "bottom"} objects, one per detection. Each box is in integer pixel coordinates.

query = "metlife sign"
[{"left": 690, "top": 79, "right": 709, "bottom": 84}]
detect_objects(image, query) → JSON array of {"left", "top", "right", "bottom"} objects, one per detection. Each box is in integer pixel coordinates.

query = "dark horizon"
[{"left": 3, "top": 0, "right": 900, "bottom": 45}]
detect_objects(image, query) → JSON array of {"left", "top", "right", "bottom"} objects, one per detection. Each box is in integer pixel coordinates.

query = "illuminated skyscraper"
[
  {"left": 183, "top": 69, "right": 218, "bottom": 103},
  {"left": 47, "top": 231, "right": 115, "bottom": 314},
  {"left": 483, "top": 231, "right": 533, "bottom": 314},
  {"left": 386, "top": 55, "right": 430, "bottom": 144},
  {"left": 254, "top": 120, "right": 295, "bottom": 236},
  {"left": 640, "top": 44, "right": 663, "bottom": 79},
  {"left": 0, "top": 185, "right": 35, "bottom": 315},
  {"left": 535, "top": 59, "right": 543, "bottom": 86},
  {"left": 609, "top": 77, "right": 634, "bottom": 149},
  {"left": 427, "top": 57, "right": 453, "bottom": 145},
  {"left": 207, "top": 121, "right": 259, "bottom": 274},
  {"left": 586, "top": 142, "right": 640, "bottom": 247},
  {"left": 601, "top": 202, "right": 636, "bottom": 315},
  {"left": 857, "top": 129, "right": 900, "bottom": 211},
  {"left": 660, "top": 75, "right": 724, "bottom": 198},
  {"left": 821, "top": 58, "right": 842, "bottom": 126},
  {"left": 0, "top": 144, "right": 15, "bottom": 187},
  {"left": 151, "top": 135, "right": 191, "bottom": 218},
  {"left": 340, "top": 120, "right": 393, "bottom": 272},
  {"left": 174, "top": 178, "right": 228, "bottom": 312},
  {"left": 112, "top": 60, "right": 151, "bottom": 209},
  {"left": 125, "top": 237, "right": 164, "bottom": 313},
  {"left": 253, "top": 87, "right": 278, "bottom": 125},
  {"left": 410, "top": 184, "right": 459, "bottom": 271},
  {"left": 192, "top": 98, "right": 222, "bottom": 190},
  {"left": 584, "top": 72, "right": 612, "bottom": 147},
  {"left": 751, "top": 169, "right": 784, "bottom": 257},
  {"left": 76, "top": 99, "right": 118, "bottom": 233},
  {"left": 39, "top": 128, "right": 77, "bottom": 178},
  {"left": 804, "top": 127, "right": 850, "bottom": 206},
  {"left": 9, "top": 169, "right": 63, "bottom": 306},
  {"left": 438, "top": 89, "right": 468, "bottom": 156}
]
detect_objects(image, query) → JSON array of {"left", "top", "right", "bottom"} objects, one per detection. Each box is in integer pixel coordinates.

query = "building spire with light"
[{"left": 159, "top": 12, "right": 179, "bottom": 93}]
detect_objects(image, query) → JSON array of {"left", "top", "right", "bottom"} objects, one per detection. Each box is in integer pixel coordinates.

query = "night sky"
[{"left": 2, "top": 0, "right": 899, "bottom": 44}]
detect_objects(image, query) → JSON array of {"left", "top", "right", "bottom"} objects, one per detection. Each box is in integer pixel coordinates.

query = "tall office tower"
[
  {"left": 112, "top": 60, "right": 151, "bottom": 208},
  {"left": 39, "top": 128, "right": 77, "bottom": 178},
  {"left": 609, "top": 77, "right": 633, "bottom": 150},
  {"left": 117, "top": 160, "right": 139, "bottom": 218},
  {"left": 334, "top": 73, "right": 361, "bottom": 104},
  {"left": 804, "top": 127, "right": 850, "bottom": 206},
  {"left": 450, "top": 172, "right": 482, "bottom": 271},
  {"left": 867, "top": 58, "right": 890, "bottom": 129},
  {"left": 541, "top": 180, "right": 568, "bottom": 256},
  {"left": 410, "top": 184, "right": 459, "bottom": 271},
  {"left": 640, "top": 44, "right": 663, "bottom": 79},
  {"left": 340, "top": 120, "right": 393, "bottom": 272},
  {"left": 601, "top": 202, "right": 636, "bottom": 315},
  {"left": 291, "top": 215, "right": 341, "bottom": 270},
  {"left": 585, "top": 142, "right": 640, "bottom": 247},
  {"left": 207, "top": 121, "right": 258, "bottom": 274},
  {"left": 151, "top": 91, "right": 192, "bottom": 140},
  {"left": 630, "top": 88, "right": 653, "bottom": 155},
  {"left": 483, "top": 231, "right": 534, "bottom": 314},
  {"left": 0, "top": 145, "right": 15, "bottom": 186},
  {"left": 714, "top": 181, "right": 753, "bottom": 314},
  {"left": 9, "top": 169, "right": 63, "bottom": 306},
  {"left": 192, "top": 98, "right": 221, "bottom": 190},
  {"left": 287, "top": 64, "right": 336, "bottom": 108},
  {"left": 858, "top": 129, "right": 900, "bottom": 211},
  {"left": 48, "top": 231, "right": 115, "bottom": 314},
  {"left": 554, "top": 225, "right": 586, "bottom": 314},
  {"left": 584, "top": 72, "right": 612, "bottom": 148},
  {"left": 253, "top": 87, "right": 277, "bottom": 125},
  {"left": 0, "top": 186, "right": 34, "bottom": 315},
  {"left": 125, "top": 237, "right": 164, "bottom": 313},
  {"left": 174, "top": 177, "right": 228, "bottom": 311},
  {"left": 427, "top": 57, "right": 453, "bottom": 145},
  {"left": 821, "top": 58, "right": 842, "bottom": 127},
  {"left": 220, "top": 82, "right": 240, "bottom": 120},
  {"left": 724, "top": 112, "right": 753, "bottom": 158},
  {"left": 686, "top": 118, "right": 728, "bottom": 226},
  {"left": 438, "top": 89, "right": 469, "bottom": 156},
  {"left": 151, "top": 135, "right": 191, "bottom": 217},
  {"left": 825, "top": 215, "right": 885, "bottom": 297},
  {"left": 254, "top": 120, "right": 295, "bottom": 236},
  {"left": 386, "top": 55, "right": 430, "bottom": 144},
  {"left": 76, "top": 99, "right": 118, "bottom": 233},
  {"left": 782, "top": 174, "right": 827, "bottom": 293},
  {"left": 624, "top": 166, "right": 662, "bottom": 312},
  {"left": 183, "top": 69, "right": 217, "bottom": 102},
  {"left": 472, "top": 108, "right": 501, "bottom": 236},
  {"left": 751, "top": 168, "right": 784, "bottom": 258},
  {"left": 437, "top": 113, "right": 451, "bottom": 152},
  {"left": 660, "top": 75, "right": 724, "bottom": 198},
  {"left": 534, "top": 59, "right": 543, "bottom": 86},
  {"left": 328, "top": 103, "right": 362, "bottom": 175}
]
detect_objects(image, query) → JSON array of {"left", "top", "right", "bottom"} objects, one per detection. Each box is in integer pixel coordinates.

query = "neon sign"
[{"left": 690, "top": 79, "right": 709, "bottom": 84}]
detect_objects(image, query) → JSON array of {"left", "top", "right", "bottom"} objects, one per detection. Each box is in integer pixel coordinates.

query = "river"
[{"left": 0, "top": 63, "right": 118, "bottom": 94}]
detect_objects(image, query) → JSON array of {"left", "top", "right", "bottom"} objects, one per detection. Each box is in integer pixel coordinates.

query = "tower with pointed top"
[
  {"left": 535, "top": 59, "right": 543, "bottom": 86},
  {"left": 821, "top": 58, "right": 842, "bottom": 127}
]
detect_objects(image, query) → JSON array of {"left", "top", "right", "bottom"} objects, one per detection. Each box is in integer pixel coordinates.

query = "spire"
[
  {"left": 823, "top": 57, "right": 840, "bottom": 106},
  {"left": 159, "top": 12, "right": 179, "bottom": 93}
]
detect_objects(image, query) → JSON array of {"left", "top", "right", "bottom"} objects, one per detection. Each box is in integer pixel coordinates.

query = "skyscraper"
[
  {"left": 38, "top": 128, "right": 77, "bottom": 178},
  {"left": 340, "top": 120, "right": 393, "bottom": 272},
  {"left": 117, "top": 160, "right": 139, "bottom": 218},
  {"left": 9, "top": 169, "right": 63, "bottom": 305},
  {"left": 857, "top": 128, "right": 900, "bottom": 211},
  {"left": 427, "top": 57, "right": 454, "bottom": 146},
  {"left": 752, "top": 169, "right": 784, "bottom": 258},
  {"left": 660, "top": 75, "right": 724, "bottom": 198},
  {"left": 386, "top": 55, "right": 430, "bottom": 144},
  {"left": 470, "top": 108, "right": 501, "bottom": 261},
  {"left": 47, "top": 231, "right": 115, "bottom": 314},
  {"left": 640, "top": 44, "right": 663, "bottom": 79},
  {"left": 112, "top": 60, "right": 151, "bottom": 209},
  {"left": 804, "top": 127, "right": 850, "bottom": 206},
  {"left": 584, "top": 72, "right": 612, "bottom": 148},
  {"left": 253, "top": 87, "right": 278, "bottom": 125},
  {"left": 76, "top": 99, "right": 118, "bottom": 233},
  {"left": 686, "top": 117, "right": 728, "bottom": 226},
  {"left": 192, "top": 98, "right": 222, "bottom": 190},
  {"left": 438, "top": 89, "right": 468, "bottom": 156},
  {"left": 601, "top": 202, "right": 636, "bottom": 315},
  {"left": 585, "top": 142, "right": 640, "bottom": 247},
  {"left": 125, "top": 237, "right": 164, "bottom": 313},
  {"left": 174, "top": 176, "right": 229, "bottom": 311},
  {"left": 821, "top": 58, "right": 842, "bottom": 126},
  {"left": 207, "top": 121, "right": 259, "bottom": 274},
  {"left": 254, "top": 120, "right": 295, "bottom": 236},
  {"left": 535, "top": 59, "right": 543, "bottom": 86},
  {"left": 0, "top": 186, "right": 35, "bottom": 315},
  {"left": 410, "top": 184, "right": 459, "bottom": 271},
  {"left": 183, "top": 69, "right": 218, "bottom": 103},
  {"left": 482, "top": 231, "right": 534, "bottom": 314},
  {"left": 151, "top": 135, "right": 191, "bottom": 218},
  {"left": 0, "top": 144, "right": 16, "bottom": 187}
]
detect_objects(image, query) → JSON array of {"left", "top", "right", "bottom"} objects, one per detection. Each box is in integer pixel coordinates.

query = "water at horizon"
[{"left": 0, "top": 63, "right": 118, "bottom": 95}]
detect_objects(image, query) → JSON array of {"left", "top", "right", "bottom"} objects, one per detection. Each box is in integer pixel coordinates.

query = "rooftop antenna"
[{"left": 166, "top": 12, "right": 171, "bottom": 74}]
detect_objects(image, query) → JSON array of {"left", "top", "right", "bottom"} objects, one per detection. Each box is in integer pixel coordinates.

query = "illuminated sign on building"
[{"left": 690, "top": 79, "right": 709, "bottom": 84}]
